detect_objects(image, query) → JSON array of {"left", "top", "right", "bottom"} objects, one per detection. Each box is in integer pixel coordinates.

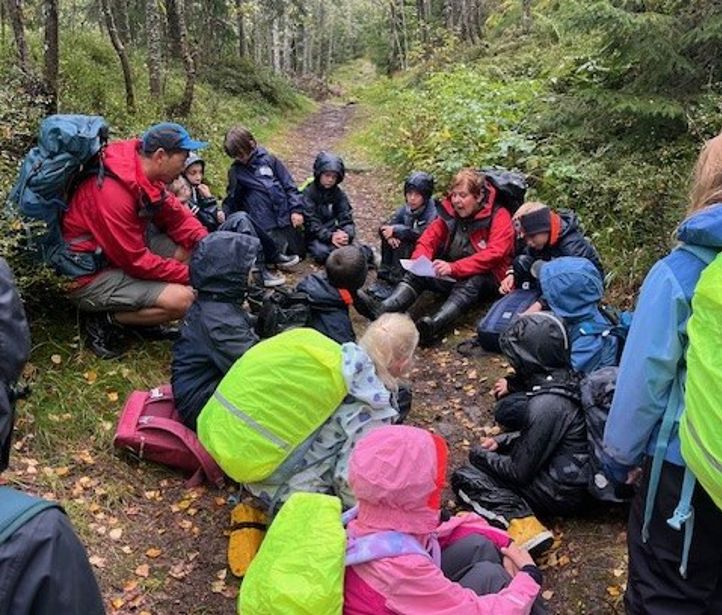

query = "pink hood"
[{"left": 348, "top": 425, "right": 447, "bottom": 535}]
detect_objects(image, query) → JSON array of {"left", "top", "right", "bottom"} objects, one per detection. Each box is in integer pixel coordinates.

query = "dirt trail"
[{"left": 91, "top": 102, "right": 627, "bottom": 614}]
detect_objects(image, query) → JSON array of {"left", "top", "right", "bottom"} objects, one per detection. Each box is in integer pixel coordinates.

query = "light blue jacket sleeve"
[{"left": 603, "top": 260, "right": 689, "bottom": 468}]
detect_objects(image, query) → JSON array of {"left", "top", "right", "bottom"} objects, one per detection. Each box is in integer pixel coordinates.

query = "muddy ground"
[{"left": 6, "top": 101, "right": 629, "bottom": 614}]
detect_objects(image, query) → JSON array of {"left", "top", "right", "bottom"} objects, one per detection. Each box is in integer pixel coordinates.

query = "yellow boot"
[
  {"left": 228, "top": 503, "right": 268, "bottom": 577},
  {"left": 507, "top": 515, "right": 554, "bottom": 558}
]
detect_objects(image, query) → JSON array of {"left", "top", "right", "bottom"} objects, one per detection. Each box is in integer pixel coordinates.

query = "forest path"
[{"left": 269, "top": 100, "right": 630, "bottom": 614}]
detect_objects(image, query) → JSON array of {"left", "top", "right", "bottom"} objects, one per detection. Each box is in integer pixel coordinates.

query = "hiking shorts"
[{"left": 68, "top": 232, "right": 178, "bottom": 312}]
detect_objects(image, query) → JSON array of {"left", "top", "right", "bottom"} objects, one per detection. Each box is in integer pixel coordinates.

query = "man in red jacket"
[
  {"left": 63, "top": 122, "right": 209, "bottom": 358},
  {"left": 360, "top": 168, "right": 514, "bottom": 345}
]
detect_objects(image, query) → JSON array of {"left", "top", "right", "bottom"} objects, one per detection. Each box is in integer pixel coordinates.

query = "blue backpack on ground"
[
  {"left": 7, "top": 114, "right": 110, "bottom": 278},
  {"left": 476, "top": 288, "right": 540, "bottom": 353}
]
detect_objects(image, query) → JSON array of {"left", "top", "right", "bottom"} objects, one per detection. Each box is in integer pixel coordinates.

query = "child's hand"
[
  {"left": 331, "top": 230, "right": 350, "bottom": 247},
  {"left": 480, "top": 437, "right": 499, "bottom": 451},
  {"left": 492, "top": 378, "right": 509, "bottom": 399},
  {"left": 197, "top": 183, "right": 212, "bottom": 199},
  {"left": 291, "top": 212, "right": 304, "bottom": 228},
  {"left": 432, "top": 260, "right": 452, "bottom": 277},
  {"left": 388, "top": 237, "right": 401, "bottom": 249},
  {"left": 380, "top": 225, "right": 394, "bottom": 240},
  {"left": 499, "top": 274, "right": 515, "bottom": 295},
  {"left": 217, "top": 210, "right": 226, "bottom": 223},
  {"left": 501, "top": 543, "right": 536, "bottom": 574}
]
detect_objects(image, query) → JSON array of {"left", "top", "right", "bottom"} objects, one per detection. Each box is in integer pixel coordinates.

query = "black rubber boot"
[
  {"left": 357, "top": 281, "right": 418, "bottom": 320},
  {"left": 416, "top": 300, "right": 465, "bottom": 347},
  {"left": 83, "top": 312, "right": 129, "bottom": 359}
]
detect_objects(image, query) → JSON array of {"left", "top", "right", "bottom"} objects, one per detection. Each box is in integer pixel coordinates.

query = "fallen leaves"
[
  {"left": 89, "top": 555, "right": 106, "bottom": 569},
  {"left": 50, "top": 354, "right": 62, "bottom": 365},
  {"left": 145, "top": 547, "right": 162, "bottom": 559},
  {"left": 135, "top": 564, "right": 150, "bottom": 578}
]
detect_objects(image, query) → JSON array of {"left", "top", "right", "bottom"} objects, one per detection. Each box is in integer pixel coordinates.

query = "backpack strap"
[
  {"left": 666, "top": 467, "right": 696, "bottom": 579},
  {"left": 137, "top": 417, "right": 225, "bottom": 488},
  {"left": 0, "top": 486, "right": 60, "bottom": 545}
]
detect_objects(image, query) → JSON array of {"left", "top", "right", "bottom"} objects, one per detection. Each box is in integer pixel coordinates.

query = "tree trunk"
[
  {"left": 100, "top": 0, "right": 135, "bottom": 111},
  {"left": 236, "top": 0, "right": 246, "bottom": 58},
  {"left": 521, "top": 0, "right": 532, "bottom": 34},
  {"left": 43, "top": 0, "right": 58, "bottom": 112},
  {"left": 165, "top": 0, "right": 182, "bottom": 59},
  {"left": 5, "top": 0, "right": 28, "bottom": 73},
  {"left": 146, "top": 0, "right": 163, "bottom": 98},
  {"left": 174, "top": 0, "right": 195, "bottom": 116},
  {"left": 116, "top": 0, "right": 131, "bottom": 45}
]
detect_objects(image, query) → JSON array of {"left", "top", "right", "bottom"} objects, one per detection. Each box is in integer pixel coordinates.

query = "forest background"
[{"left": 1, "top": 1, "right": 722, "bottom": 612}]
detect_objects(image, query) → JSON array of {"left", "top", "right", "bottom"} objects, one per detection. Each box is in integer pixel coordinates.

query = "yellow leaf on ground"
[
  {"left": 84, "top": 370, "right": 98, "bottom": 384},
  {"left": 145, "top": 547, "right": 162, "bottom": 559},
  {"left": 541, "top": 590, "right": 554, "bottom": 600},
  {"left": 107, "top": 391, "right": 119, "bottom": 402},
  {"left": 109, "top": 528, "right": 123, "bottom": 541},
  {"left": 50, "top": 354, "right": 62, "bottom": 365},
  {"left": 607, "top": 585, "right": 622, "bottom": 597},
  {"left": 89, "top": 555, "right": 106, "bottom": 569},
  {"left": 54, "top": 466, "right": 70, "bottom": 477},
  {"left": 110, "top": 597, "right": 124, "bottom": 610}
]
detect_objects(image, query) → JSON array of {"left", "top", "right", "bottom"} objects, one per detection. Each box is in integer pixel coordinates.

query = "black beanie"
[{"left": 519, "top": 207, "right": 551, "bottom": 235}]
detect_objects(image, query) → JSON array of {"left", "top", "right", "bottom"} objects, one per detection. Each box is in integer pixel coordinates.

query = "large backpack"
[
  {"left": 480, "top": 168, "right": 528, "bottom": 215},
  {"left": 0, "top": 486, "right": 59, "bottom": 546},
  {"left": 680, "top": 250, "right": 722, "bottom": 512},
  {"left": 475, "top": 288, "right": 541, "bottom": 353},
  {"left": 238, "top": 492, "right": 430, "bottom": 615},
  {"left": 255, "top": 287, "right": 312, "bottom": 339},
  {"left": 197, "top": 328, "right": 348, "bottom": 483},
  {"left": 579, "top": 367, "right": 633, "bottom": 503},
  {"left": 7, "top": 114, "right": 110, "bottom": 278}
]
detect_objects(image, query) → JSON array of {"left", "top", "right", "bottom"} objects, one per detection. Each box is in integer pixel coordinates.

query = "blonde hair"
[
  {"left": 512, "top": 201, "right": 548, "bottom": 222},
  {"left": 687, "top": 132, "right": 722, "bottom": 217},
  {"left": 359, "top": 313, "right": 419, "bottom": 392}
]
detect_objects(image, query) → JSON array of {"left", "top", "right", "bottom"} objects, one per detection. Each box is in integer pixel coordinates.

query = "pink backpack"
[{"left": 113, "top": 385, "right": 224, "bottom": 488}]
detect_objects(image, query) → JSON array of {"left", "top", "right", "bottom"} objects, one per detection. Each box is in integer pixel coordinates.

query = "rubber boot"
[
  {"left": 356, "top": 281, "right": 418, "bottom": 320},
  {"left": 416, "top": 300, "right": 465, "bottom": 347},
  {"left": 507, "top": 515, "right": 554, "bottom": 558}
]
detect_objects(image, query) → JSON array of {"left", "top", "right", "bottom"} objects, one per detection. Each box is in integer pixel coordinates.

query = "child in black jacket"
[
  {"left": 296, "top": 245, "right": 368, "bottom": 344},
  {"left": 377, "top": 171, "right": 438, "bottom": 285},
  {"left": 171, "top": 232, "right": 260, "bottom": 429},
  {"left": 452, "top": 312, "right": 590, "bottom": 557},
  {"left": 304, "top": 152, "right": 371, "bottom": 265}
]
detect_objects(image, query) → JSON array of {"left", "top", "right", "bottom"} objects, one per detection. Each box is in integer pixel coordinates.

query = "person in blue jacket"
[
  {"left": 377, "top": 171, "right": 438, "bottom": 286},
  {"left": 171, "top": 231, "right": 260, "bottom": 430},
  {"left": 603, "top": 133, "right": 722, "bottom": 613},
  {"left": 222, "top": 126, "right": 305, "bottom": 256}
]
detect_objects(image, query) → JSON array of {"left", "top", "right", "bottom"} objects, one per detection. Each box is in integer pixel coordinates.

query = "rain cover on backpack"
[
  {"left": 681, "top": 251, "right": 722, "bottom": 511},
  {"left": 7, "top": 114, "right": 109, "bottom": 277},
  {"left": 238, "top": 492, "right": 346, "bottom": 615},
  {"left": 197, "top": 328, "right": 348, "bottom": 483}
]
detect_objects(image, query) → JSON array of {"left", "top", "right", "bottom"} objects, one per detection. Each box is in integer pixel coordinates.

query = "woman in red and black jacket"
[{"left": 362, "top": 168, "right": 515, "bottom": 345}]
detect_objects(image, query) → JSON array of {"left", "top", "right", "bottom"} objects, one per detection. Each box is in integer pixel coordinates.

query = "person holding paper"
[{"left": 359, "top": 168, "right": 515, "bottom": 345}]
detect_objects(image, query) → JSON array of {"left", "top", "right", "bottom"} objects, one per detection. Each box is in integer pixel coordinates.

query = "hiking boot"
[
  {"left": 273, "top": 253, "right": 301, "bottom": 272},
  {"left": 127, "top": 323, "right": 181, "bottom": 341},
  {"left": 507, "top": 515, "right": 554, "bottom": 558},
  {"left": 262, "top": 269, "right": 286, "bottom": 288},
  {"left": 84, "top": 312, "right": 129, "bottom": 359},
  {"left": 416, "top": 300, "right": 465, "bottom": 347}
]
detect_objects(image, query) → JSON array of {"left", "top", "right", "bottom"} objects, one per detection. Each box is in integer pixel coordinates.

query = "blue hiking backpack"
[{"left": 6, "top": 115, "right": 110, "bottom": 278}]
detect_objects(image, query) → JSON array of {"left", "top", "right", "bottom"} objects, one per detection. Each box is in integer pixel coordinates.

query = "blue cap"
[{"left": 141, "top": 122, "right": 208, "bottom": 153}]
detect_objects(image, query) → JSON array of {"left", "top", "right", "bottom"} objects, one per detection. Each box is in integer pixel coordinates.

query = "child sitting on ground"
[
  {"left": 296, "top": 245, "right": 369, "bottom": 344},
  {"left": 376, "top": 171, "right": 438, "bottom": 287},
  {"left": 222, "top": 125, "right": 305, "bottom": 257},
  {"left": 499, "top": 202, "right": 602, "bottom": 298},
  {"left": 182, "top": 153, "right": 225, "bottom": 232},
  {"left": 171, "top": 231, "right": 260, "bottom": 430},
  {"left": 303, "top": 152, "right": 357, "bottom": 263},
  {"left": 207, "top": 312, "right": 419, "bottom": 510},
  {"left": 453, "top": 312, "right": 590, "bottom": 558},
  {"left": 344, "top": 425, "right": 544, "bottom": 614}
]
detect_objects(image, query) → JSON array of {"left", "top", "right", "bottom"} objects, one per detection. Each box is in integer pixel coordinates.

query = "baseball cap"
[{"left": 141, "top": 122, "right": 208, "bottom": 153}]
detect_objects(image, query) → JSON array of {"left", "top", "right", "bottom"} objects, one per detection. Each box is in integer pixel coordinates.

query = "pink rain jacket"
[{"left": 344, "top": 425, "right": 541, "bottom": 615}]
